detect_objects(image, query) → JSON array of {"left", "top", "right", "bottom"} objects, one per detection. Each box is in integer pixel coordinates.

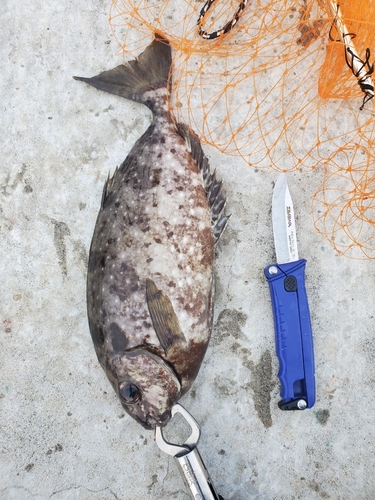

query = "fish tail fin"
[{"left": 73, "top": 34, "right": 172, "bottom": 109}]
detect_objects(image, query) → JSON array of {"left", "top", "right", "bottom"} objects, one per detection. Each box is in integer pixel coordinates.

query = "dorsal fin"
[
  {"left": 176, "top": 123, "right": 230, "bottom": 242},
  {"left": 100, "top": 167, "right": 119, "bottom": 209}
]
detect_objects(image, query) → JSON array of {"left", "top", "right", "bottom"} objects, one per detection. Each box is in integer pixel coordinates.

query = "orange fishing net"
[{"left": 109, "top": 0, "right": 375, "bottom": 258}]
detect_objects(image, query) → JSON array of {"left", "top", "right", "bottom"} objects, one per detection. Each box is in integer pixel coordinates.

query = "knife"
[{"left": 264, "top": 174, "right": 315, "bottom": 410}]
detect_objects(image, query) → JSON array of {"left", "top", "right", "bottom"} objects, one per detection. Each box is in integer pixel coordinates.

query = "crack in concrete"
[
  {"left": 49, "top": 485, "right": 120, "bottom": 499},
  {"left": 0, "top": 486, "right": 40, "bottom": 498}
]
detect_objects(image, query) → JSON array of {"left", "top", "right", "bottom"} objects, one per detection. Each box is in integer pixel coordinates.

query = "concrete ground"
[{"left": 1, "top": 1, "right": 375, "bottom": 499}]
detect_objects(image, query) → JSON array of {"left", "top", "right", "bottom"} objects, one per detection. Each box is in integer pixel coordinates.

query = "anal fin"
[
  {"left": 176, "top": 123, "right": 231, "bottom": 243},
  {"left": 146, "top": 278, "right": 186, "bottom": 353}
]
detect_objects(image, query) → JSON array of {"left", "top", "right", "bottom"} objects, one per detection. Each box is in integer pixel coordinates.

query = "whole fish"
[{"left": 74, "top": 35, "right": 229, "bottom": 429}]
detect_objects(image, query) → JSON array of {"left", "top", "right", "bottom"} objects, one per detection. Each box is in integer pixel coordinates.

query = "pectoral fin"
[{"left": 145, "top": 278, "right": 186, "bottom": 352}]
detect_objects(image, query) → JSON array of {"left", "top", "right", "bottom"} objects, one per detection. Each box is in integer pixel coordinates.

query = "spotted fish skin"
[{"left": 75, "top": 35, "right": 229, "bottom": 429}]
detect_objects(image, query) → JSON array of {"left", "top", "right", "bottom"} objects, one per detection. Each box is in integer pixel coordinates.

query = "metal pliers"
[{"left": 156, "top": 404, "right": 224, "bottom": 500}]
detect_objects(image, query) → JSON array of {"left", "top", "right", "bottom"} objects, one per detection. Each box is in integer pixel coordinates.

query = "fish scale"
[{"left": 75, "top": 35, "right": 229, "bottom": 429}]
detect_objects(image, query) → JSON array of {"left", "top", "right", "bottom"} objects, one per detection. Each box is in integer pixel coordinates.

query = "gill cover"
[{"left": 113, "top": 349, "right": 181, "bottom": 429}]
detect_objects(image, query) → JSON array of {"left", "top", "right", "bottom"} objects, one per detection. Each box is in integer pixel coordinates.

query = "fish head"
[{"left": 112, "top": 349, "right": 181, "bottom": 429}]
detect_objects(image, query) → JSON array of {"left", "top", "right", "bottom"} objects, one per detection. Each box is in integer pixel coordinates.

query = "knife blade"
[{"left": 264, "top": 174, "right": 315, "bottom": 410}]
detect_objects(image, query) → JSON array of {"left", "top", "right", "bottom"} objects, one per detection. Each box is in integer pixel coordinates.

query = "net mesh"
[{"left": 109, "top": 0, "right": 375, "bottom": 258}]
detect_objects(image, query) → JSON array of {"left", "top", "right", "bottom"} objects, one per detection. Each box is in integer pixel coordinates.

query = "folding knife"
[{"left": 264, "top": 174, "right": 315, "bottom": 410}]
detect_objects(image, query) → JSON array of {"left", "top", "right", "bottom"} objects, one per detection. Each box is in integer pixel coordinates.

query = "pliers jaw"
[{"left": 156, "top": 404, "right": 224, "bottom": 500}]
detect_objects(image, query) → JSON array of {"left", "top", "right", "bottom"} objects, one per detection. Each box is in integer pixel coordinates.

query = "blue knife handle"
[{"left": 264, "top": 259, "right": 315, "bottom": 410}]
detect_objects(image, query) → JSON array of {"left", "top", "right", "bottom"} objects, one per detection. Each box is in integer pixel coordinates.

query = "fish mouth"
[
  {"left": 153, "top": 414, "right": 172, "bottom": 429},
  {"left": 133, "top": 411, "right": 171, "bottom": 431}
]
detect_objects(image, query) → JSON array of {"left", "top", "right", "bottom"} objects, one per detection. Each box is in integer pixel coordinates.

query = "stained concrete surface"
[{"left": 1, "top": 1, "right": 375, "bottom": 499}]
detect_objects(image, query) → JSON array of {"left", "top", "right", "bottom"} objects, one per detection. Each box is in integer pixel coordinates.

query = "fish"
[{"left": 74, "top": 34, "right": 229, "bottom": 429}]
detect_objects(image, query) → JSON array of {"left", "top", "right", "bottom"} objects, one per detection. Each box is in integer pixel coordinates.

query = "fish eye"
[{"left": 118, "top": 381, "right": 141, "bottom": 404}]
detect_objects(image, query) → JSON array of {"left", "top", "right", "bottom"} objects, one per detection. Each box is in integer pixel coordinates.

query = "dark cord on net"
[
  {"left": 328, "top": 7, "right": 374, "bottom": 110},
  {"left": 197, "top": 0, "right": 248, "bottom": 40}
]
